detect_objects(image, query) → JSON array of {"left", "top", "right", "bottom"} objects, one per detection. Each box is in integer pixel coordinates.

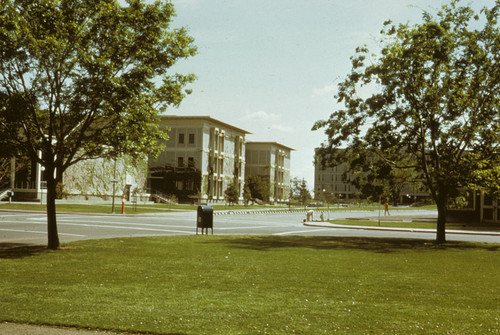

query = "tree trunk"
[
  {"left": 435, "top": 199, "right": 447, "bottom": 244},
  {"left": 46, "top": 166, "right": 60, "bottom": 250}
]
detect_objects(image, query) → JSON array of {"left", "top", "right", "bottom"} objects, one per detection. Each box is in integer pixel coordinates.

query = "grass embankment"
[
  {"left": 321, "top": 219, "right": 500, "bottom": 232},
  {"left": 0, "top": 203, "right": 181, "bottom": 214},
  {"left": 325, "top": 219, "right": 437, "bottom": 229},
  {"left": 1, "top": 236, "right": 498, "bottom": 334}
]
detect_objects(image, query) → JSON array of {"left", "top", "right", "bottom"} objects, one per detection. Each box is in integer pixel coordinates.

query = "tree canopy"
[
  {"left": 290, "top": 177, "right": 312, "bottom": 207},
  {"left": 313, "top": 0, "right": 499, "bottom": 243},
  {"left": 0, "top": 0, "right": 197, "bottom": 249},
  {"left": 224, "top": 181, "right": 240, "bottom": 205},
  {"left": 244, "top": 175, "right": 270, "bottom": 203}
]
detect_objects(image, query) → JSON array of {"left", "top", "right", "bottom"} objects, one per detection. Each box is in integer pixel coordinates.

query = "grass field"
[
  {"left": 0, "top": 202, "right": 180, "bottom": 214},
  {"left": 1, "top": 236, "right": 498, "bottom": 334}
]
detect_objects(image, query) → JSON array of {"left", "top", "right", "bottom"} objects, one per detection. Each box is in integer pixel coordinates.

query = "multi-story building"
[
  {"left": 314, "top": 148, "right": 428, "bottom": 204},
  {"left": 148, "top": 116, "right": 250, "bottom": 203},
  {"left": 245, "top": 142, "right": 293, "bottom": 203},
  {"left": 3, "top": 154, "right": 146, "bottom": 202},
  {"left": 314, "top": 157, "right": 358, "bottom": 201}
]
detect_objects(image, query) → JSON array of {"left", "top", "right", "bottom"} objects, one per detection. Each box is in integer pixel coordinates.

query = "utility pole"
[{"left": 111, "top": 158, "right": 117, "bottom": 214}]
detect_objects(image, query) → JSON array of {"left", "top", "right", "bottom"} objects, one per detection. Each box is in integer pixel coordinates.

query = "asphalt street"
[{"left": 1, "top": 208, "right": 499, "bottom": 245}]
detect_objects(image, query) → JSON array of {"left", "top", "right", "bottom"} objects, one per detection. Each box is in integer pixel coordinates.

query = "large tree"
[
  {"left": 0, "top": 0, "right": 196, "bottom": 249},
  {"left": 290, "top": 177, "right": 312, "bottom": 207},
  {"left": 313, "top": 0, "right": 499, "bottom": 243},
  {"left": 224, "top": 181, "right": 239, "bottom": 205},
  {"left": 244, "top": 175, "right": 270, "bottom": 203}
]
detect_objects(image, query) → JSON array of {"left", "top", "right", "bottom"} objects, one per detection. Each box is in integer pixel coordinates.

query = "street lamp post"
[
  {"left": 378, "top": 194, "right": 381, "bottom": 226},
  {"left": 323, "top": 189, "right": 330, "bottom": 220},
  {"left": 111, "top": 158, "right": 117, "bottom": 214}
]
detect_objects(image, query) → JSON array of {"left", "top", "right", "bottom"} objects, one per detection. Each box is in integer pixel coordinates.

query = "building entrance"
[{"left": 481, "top": 193, "right": 499, "bottom": 224}]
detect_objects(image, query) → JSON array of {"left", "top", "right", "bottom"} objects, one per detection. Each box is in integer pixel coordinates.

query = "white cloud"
[
  {"left": 312, "top": 84, "right": 336, "bottom": 97},
  {"left": 269, "top": 124, "right": 294, "bottom": 133},
  {"left": 243, "top": 110, "right": 280, "bottom": 121}
]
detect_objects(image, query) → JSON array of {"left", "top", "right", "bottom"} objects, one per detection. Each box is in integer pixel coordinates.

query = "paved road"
[{"left": 1, "top": 208, "right": 499, "bottom": 244}]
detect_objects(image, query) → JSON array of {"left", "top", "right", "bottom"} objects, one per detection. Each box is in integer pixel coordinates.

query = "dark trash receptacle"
[{"left": 197, "top": 205, "right": 213, "bottom": 235}]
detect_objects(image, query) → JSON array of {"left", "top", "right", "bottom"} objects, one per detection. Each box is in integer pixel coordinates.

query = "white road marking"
[
  {"left": 0, "top": 220, "right": 34, "bottom": 224},
  {"left": 43, "top": 222, "right": 197, "bottom": 235},
  {"left": 26, "top": 219, "right": 197, "bottom": 231},
  {"left": 215, "top": 226, "right": 274, "bottom": 230},
  {"left": 0, "top": 228, "right": 86, "bottom": 237},
  {"left": 273, "top": 228, "right": 337, "bottom": 235}
]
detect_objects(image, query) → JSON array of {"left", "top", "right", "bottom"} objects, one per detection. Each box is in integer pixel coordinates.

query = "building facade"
[
  {"left": 314, "top": 159, "right": 358, "bottom": 201},
  {"left": 3, "top": 156, "right": 43, "bottom": 201},
  {"left": 62, "top": 156, "right": 147, "bottom": 201},
  {"left": 447, "top": 190, "right": 500, "bottom": 224},
  {"left": 245, "top": 142, "right": 293, "bottom": 203},
  {"left": 313, "top": 149, "right": 426, "bottom": 203},
  {"left": 148, "top": 116, "right": 250, "bottom": 204},
  {"left": 3, "top": 155, "right": 146, "bottom": 202}
]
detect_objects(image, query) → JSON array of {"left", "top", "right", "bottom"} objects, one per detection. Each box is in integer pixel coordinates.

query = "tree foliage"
[
  {"left": 0, "top": 0, "right": 197, "bottom": 249},
  {"left": 290, "top": 177, "right": 312, "bottom": 207},
  {"left": 313, "top": 0, "right": 499, "bottom": 243},
  {"left": 224, "top": 181, "right": 239, "bottom": 205},
  {"left": 244, "top": 175, "right": 270, "bottom": 202}
]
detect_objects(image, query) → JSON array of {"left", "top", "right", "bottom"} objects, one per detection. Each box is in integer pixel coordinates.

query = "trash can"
[{"left": 196, "top": 205, "right": 213, "bottom": 235}]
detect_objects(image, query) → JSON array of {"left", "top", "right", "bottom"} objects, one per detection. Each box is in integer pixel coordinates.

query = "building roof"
[
  {"left": 246, "top": 141, "right": 295, "bottom": 151},
  {"left": 159, "top": 115, "right": 251, "bottom": 135}
]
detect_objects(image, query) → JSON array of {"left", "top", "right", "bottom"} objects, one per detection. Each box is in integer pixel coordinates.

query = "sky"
[{"left": 165, "top": 0, "right": 495, "bottom": 191}]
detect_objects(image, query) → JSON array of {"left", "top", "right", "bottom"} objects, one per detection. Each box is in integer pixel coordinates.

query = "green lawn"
[
  {"left": 1, "top": 236, "right": 499, "bottom": 334},
  {"left": 0, "top": 202, "right": 172, "bottom": 213}
]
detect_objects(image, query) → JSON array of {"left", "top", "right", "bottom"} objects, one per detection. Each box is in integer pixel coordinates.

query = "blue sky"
[{"left": 167, "top": 0, "right": 495, "bottom": 191}]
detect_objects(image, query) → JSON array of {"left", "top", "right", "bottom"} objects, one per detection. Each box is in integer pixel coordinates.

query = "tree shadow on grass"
[
  {"left": 0, "top": 243, "right": 47, "bottom": 259},
  {"left": 205, "top": 236, "right": 499, "bottom": 253}
]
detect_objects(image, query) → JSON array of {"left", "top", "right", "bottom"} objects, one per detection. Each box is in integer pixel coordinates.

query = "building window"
[
  {"left": 214, "top": 131, "right": 219, "bottom": 153},
  {"left": 178, "top": 133, "right": 185, "bottom": 144},
  {"left": 178, "top": 157, "right": 184, "bottom": 167},
  {"left": 218, "top": 158, "right": 224, "bottom": 175},
  {"left": 188, "top": 133, "right": 195, "bottom": 145},
  {"left": 219, "top": 132, "right": 225, "bottom": 152},
  {"left": 176, "top": 180, "right": 184, "bottom": 190},
  {"left": 188, "top": 157, "right": 195, "bottom": 168}
]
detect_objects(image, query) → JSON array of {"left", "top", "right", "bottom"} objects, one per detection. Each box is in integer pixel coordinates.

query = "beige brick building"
[
  {"left": 245, "top": 142, "right": 293, "bottom": 203},
  {"left": 148, "top": 116, "right": 250, "bottom": 203},
  {"left": 314, "top": 158, "right": 358, "bottom": 201}
]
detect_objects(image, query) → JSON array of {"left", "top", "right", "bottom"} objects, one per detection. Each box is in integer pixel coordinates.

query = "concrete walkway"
[{"left": 303, "top": 215, "right": 500, "bottom": 237}]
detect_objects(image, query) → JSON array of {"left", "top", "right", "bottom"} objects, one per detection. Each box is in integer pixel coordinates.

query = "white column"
[{"left": 36, "top": 151, "right": 42, "bottom": 194}]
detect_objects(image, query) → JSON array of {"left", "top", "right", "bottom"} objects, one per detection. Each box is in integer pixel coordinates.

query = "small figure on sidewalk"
[
  {"left": 306, "top": 210, "right": 314, "bottom": 222},
  {"left": 384, "top": 202, "right": 390, "bottom": 216}
]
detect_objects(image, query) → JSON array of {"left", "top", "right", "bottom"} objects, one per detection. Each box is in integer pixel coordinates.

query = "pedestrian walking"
[{"left": 384, "top": 202, "right": 390, "bottom": 216}]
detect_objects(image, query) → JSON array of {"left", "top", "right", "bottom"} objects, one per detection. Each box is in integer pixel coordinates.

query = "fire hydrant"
[{"left": 121, "top": 193, "right": 126, "bottom": 214}]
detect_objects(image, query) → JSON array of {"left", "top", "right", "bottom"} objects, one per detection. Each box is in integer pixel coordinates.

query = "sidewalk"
[{"left": 304, "top": 218, "right": 500, "bottom": 237}]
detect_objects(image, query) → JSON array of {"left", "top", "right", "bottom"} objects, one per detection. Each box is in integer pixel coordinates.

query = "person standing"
[{"left": 384, "top": 202, "right": 390, "bottom": 216}]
